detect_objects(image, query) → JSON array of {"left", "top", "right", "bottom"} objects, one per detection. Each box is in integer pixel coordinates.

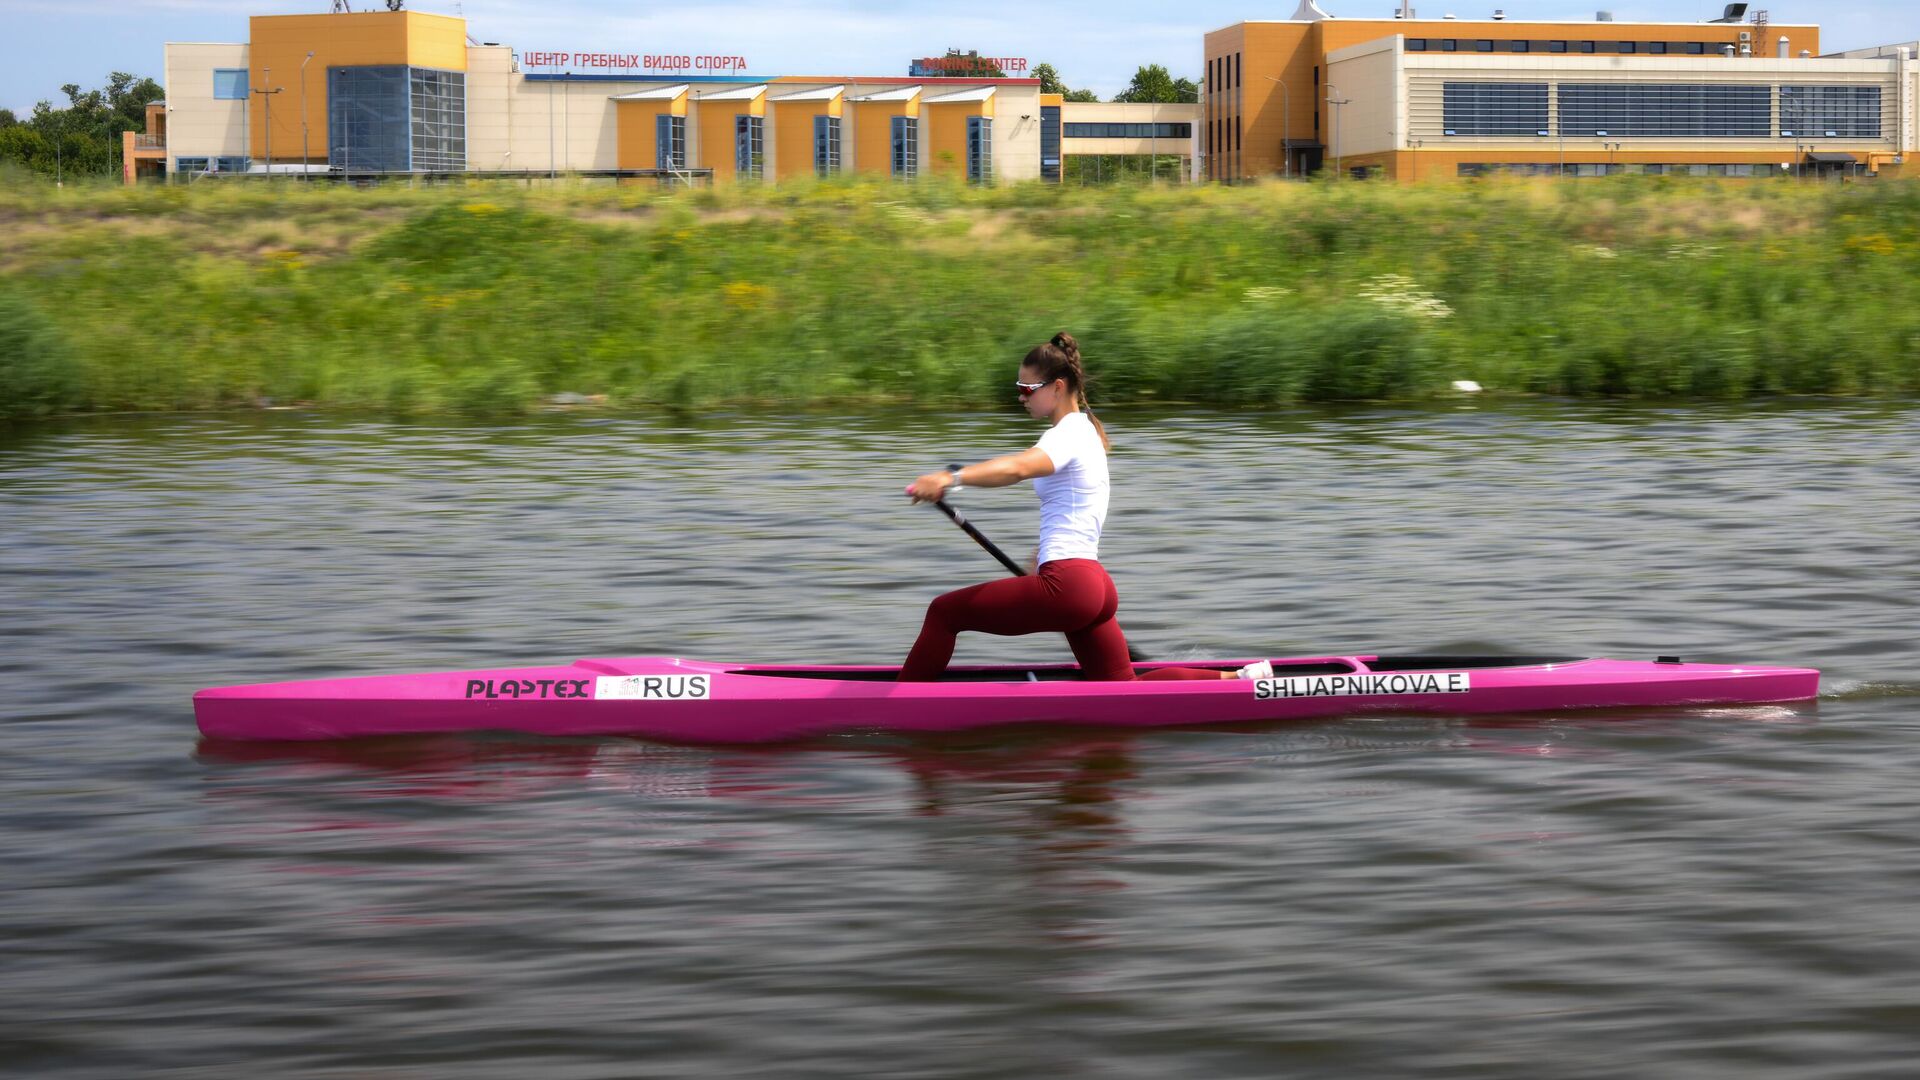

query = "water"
[{"left": 2, "top": 403, "right": 1917, "bottom": 1078}]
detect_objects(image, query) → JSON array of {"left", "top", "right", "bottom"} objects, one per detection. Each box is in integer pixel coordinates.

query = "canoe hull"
[{"left": 194, "top": 655, "right": 1821, "bottom": 743}]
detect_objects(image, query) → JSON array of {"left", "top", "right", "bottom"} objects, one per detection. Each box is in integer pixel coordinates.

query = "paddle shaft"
[{"left": 932, "top": 499, "right": 1028, "bottom": 577}]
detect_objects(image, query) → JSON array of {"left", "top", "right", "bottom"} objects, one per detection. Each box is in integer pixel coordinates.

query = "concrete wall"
[
  {"left": 990, "top": 83, "right": 1043, "bottom": 181},
  {"left": 163, "top": 43, "right": 249, "bottom": 166}
]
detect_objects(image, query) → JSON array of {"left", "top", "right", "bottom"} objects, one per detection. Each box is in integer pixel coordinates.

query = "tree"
[
  {"left": 0, "top": 71, "right": 161, "bottom": 180},
  {"left": 1112, "top": 64, "right": 1199, "bottom": 104},
  {"left": 1032, "top": 61, "right": 1103, "bottom": 102},
  {"left": 0, "top": 109, "right": 16, "bottom": 128}
]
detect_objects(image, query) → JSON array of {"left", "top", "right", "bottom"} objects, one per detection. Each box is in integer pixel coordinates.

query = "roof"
[
  {"left": 1806, "top": 151, "right": 1857, "bottom": 163},
  {"left": 848, "top": 85, "right": 922, "bottom": 102},
  {"left": 922, "top": 86, "right": 996, "bottom": 104},
  {"left": 696, "top": 84, "right": 767, "bottom": 101},
  {"left": 609, "top": 84, "right": 688, "bottom": 101},
  {"left": 769, "top": 84, "right": 844, "bottom": 101}
]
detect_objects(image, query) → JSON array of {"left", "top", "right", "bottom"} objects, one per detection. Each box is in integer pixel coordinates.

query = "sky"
[{"left": 3, "top": 0, "right": 1916, "bottom": 116}]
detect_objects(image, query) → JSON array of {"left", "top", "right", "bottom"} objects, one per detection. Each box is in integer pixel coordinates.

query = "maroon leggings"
[{"left": 898, "top": 559, "right": 1226, "bottom": 683}]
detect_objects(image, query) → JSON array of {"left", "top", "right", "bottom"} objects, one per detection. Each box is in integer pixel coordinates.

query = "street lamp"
[
  {"left": 1410, "top": 137, "right": 1423, "bottom": 182},
  {"left": 1537, "top": 128, "right": 1565, "bottom": 177},
  {"left": 301, "top": 51, "right": 314, "bottom": 180},
  {"left": 252, "top": 68, "right": 285, "bottom": 178},
  {"left": 1326, "top": 84, "right": 1350, "bottom": 178},
  {"left": 1603, "top": 140, "right": 1622, "bottom": 171},
  {"left": 1263, "top": 74, "right": 1291, "bottom": 178}
]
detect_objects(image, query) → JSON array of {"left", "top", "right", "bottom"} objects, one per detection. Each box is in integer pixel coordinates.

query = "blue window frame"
[
  {"left": 655, "top": 114, "right": 686, "bottom": 170},
  {"left": 889, "top": 115, "right": 917, "bottom": 178},
  {"left": 213, "top": 69, "right": 248, "bottom": 100},
  {"left": 734, "top": 115, "right": 763, "bottom": 179},
  {"left": 966, "top": 116, "right": 992, "bottom": 181},
  {"left": 813, "top": 114, "right": 840, "bottom": 176}
]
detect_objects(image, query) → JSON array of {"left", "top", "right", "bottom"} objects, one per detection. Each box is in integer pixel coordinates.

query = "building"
[
  {"left": 1205, "top": 5, "right": 1919, "bottom": 180},
  {"left": 154, "top": 9, "right": 1199, "bottom": 184}
]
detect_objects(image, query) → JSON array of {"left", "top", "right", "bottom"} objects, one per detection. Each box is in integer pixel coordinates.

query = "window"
[
  {"left": 213, "top": 69, "right": 249, "bottom": 100},
  {"left": 1619, "top": 42, "right": 1638, "bottom": 54},
  {"left": 1407, "top": 38, "right": 1428, "bottom": 51},
  {"left": 328, "top": 64, "right": 465, "bottom": 172},
  {"left": 1475, "top": 40, "right": 1494, "bottom": 52},
  {"left": 966, "top": 115, "right": 992, "bottom": 181},
  {"left": 735, "top": 115, "right": 764, "bottom": 179},
  {"left": 1235, "top": 53, "right": 1241, "bottom": 89},
  {"left": 329, "top": 66, "right": 409, "bottom": 172},
  {"left": 1558, "top": 83, "right": 1770, "bottom": 137},
  {"left": 1443, "top": 82, "right": 1550, "bottom": 136},
  {"left": 813, "top": 115, "right": 840, "bottom": 176},
  {"left": 655, "top": 114, "right": 686, "bottom": 170},
  {"left": 1685, "top": 42, "right": 1706, "bottom": 54},
  {"left": 890, "top": 115, "right": 918, "bottom": 178},
  {"left": 173, "top": 156, "right": 207, "bottom": 174},
  {"left": 1578, "top": 41, "right": 1597, "bottom": 53},
  {"left": 1040, "top": 104, "right": 1060, "bottom": 181},
  {"left": 1780, "top": 85, "right": 1882, "bottom": 139},
  {"left": 1647, "top": 41, "right": 1668, "bottom": 54},
  {"left": 1063, "top": 123, "right": 1193, "bottom": 138},
  {"left": 1510, "top": 40, "right": 1530, "bottom": 52},
  {"left": 1440, "top": 39, "right": 1458, "bottom": 52},
  {"left": 1548, "top": 40, "right": 1568, "bottom": 53},
  {"left": 409, "top": 67, "right": 465, "bottom": 171}
]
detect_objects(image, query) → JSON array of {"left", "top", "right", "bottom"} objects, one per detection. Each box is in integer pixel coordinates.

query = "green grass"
[{"left": 3, "top": 172, "right": 1918, "bottom": 419}]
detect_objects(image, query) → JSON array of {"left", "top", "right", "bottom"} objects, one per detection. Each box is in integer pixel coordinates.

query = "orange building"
[{"left": 1202, "top": 10, "right": 1915, "bottom": 180}]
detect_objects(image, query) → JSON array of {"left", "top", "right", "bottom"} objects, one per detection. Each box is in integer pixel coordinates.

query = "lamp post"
[
  {"left": 252, "top": 68, "right": 285, "bottom": 178},
  {"left": 1410, "top": 137, "right": 1423, "bottom": 182},
  {"left": 300, "top": 51, "right": 314, "bottom": 179},
  {"left": 1263, "top": 74, "right": 1291, "bottom": 178},
  {"left": 1326, "top": 84, "right": 1350, "bottom": 178},
  {"left": 1593, "top": 130, "right": 1609, "bottom": 177}
]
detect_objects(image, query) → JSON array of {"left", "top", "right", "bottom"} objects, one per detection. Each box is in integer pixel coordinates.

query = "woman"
[{"left": 899, "top": 333, "right": 1272, "bottom": 684}]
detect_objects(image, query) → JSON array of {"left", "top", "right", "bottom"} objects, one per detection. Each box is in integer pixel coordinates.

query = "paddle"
[{"left": 920, "top": 464, "right": 1151, "bottom": 663}]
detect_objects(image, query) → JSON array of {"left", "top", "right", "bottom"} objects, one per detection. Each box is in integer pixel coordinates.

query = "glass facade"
[
  {"left": 735, "top": 115, "right": 764, "bottom": 179},
  {"left": 1040, "top": 104, "right": 1060, "bottom": 182},
  {"left": 1779, "top": 85, "right": 1882, "bottom": 139},
  {"left": 966, "top": 116, "right": 992, "bottom": 181},
  {"left": 890, "top": 115, "right": 917, "bottom": 178},
  {"left": 328, "top": 65, "right": 465, "bottom": 172},
  {"left": 1062, "top": 122, "right": 1193, "bottom": 138},
  {"left": 172, "top": 156, "right": 251, "bottom": 178},
  {"left": 1441, "top": 83, "right": 1549, "bottom": 136},
  {"left": 409, "top": 67, "right": 466, "bottom": 171},
  {"left": 1558, "top": 83, "right": 1769, "bottom": 137},
  {"left": 813, "top": 115, "right": 841, "bottom": 176}
]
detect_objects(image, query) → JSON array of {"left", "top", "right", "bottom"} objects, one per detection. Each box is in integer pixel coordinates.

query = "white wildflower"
[
  {"left": 1358, "top": 273, "right": 1453, "bottom": 319},
  {"left": 1241, "top": 285, "right": 1293, "bottom": 304}
]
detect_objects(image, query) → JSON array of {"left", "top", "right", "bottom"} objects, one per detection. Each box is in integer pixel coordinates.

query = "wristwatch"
[{"left": 946, "top": 468, "right": 965, "bottom": 493}]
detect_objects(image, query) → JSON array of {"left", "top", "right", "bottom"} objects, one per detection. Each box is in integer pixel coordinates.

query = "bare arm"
[{"left": 906, "top": 447, "right": 1054, "bottom": 503}]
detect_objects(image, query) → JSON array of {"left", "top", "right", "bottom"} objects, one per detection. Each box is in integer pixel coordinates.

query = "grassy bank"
[{"left": 3, "top": 174, "right": 1919, "bottom": 418}]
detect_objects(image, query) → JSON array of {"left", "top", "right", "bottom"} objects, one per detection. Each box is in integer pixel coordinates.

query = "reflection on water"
[{"left": 3, "top": 403, "right": 1919, "bottom": 1078}]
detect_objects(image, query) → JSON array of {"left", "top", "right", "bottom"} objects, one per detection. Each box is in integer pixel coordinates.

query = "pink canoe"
[{"left": 194, "top": 654, "right": 1819, "bottom": 743}]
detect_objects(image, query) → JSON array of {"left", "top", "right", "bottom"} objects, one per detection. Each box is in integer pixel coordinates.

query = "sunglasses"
[{"left": 1015, "top": 380, "right": 1051, "bottom": 397}]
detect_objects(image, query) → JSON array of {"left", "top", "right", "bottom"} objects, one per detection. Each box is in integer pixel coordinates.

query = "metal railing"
[{"left": 133, "top": 134, "right": 166, "bottom": 150}]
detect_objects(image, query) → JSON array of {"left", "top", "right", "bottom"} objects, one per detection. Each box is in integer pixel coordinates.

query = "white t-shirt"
[{"left": 1032, "top": 412, "right": 1110, "bottom": 565}]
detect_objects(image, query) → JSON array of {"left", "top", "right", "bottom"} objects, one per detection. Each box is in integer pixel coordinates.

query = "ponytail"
[{"left": 1023, "top": 331, "right": 1111, "bottom": 451}]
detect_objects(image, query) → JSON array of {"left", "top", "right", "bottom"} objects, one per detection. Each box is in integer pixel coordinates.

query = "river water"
[{"left": 2, "top": 403, "right": 1917, "bottom": 1078}]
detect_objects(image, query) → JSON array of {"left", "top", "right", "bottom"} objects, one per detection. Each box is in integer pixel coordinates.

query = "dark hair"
[{"left": 1021, "top": 332, "right": 1110, "bottom": 450}]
